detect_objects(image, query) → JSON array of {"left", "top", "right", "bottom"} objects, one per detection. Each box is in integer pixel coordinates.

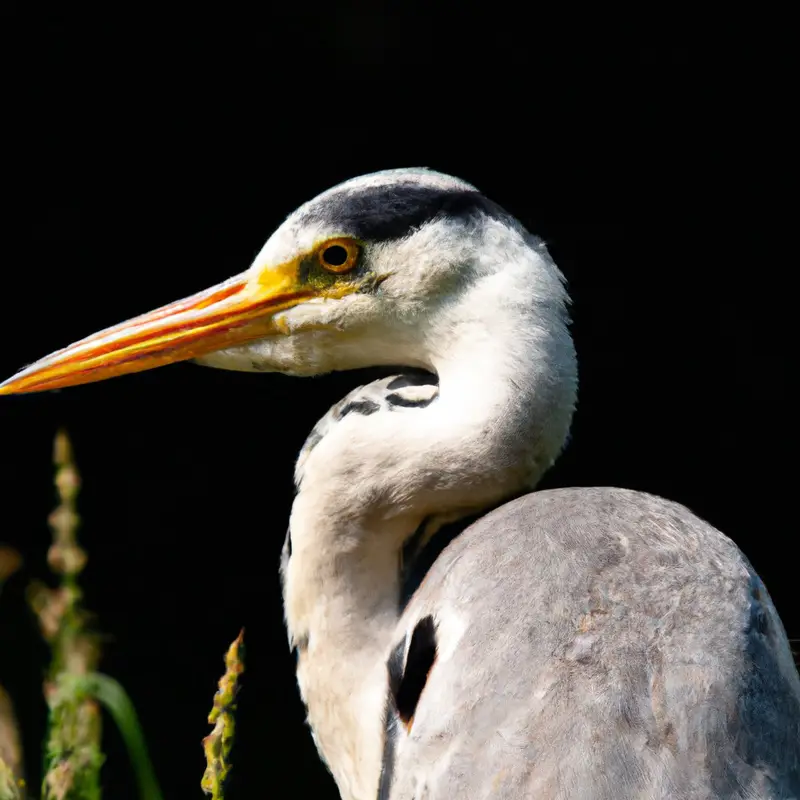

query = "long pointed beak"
[{"left": 0, "top": 260, "right": 313, "bottom": 395}]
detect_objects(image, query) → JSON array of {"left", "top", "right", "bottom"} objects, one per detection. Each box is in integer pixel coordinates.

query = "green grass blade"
[{"left": 73, "top": 674, "right": 164, "bottom": 800}]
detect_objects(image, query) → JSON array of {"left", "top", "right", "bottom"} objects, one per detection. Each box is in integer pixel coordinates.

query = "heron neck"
[
  {"left": 283, "top": 254, "right": 576, "bottom": 799},
  {"left": 284, "top": 515, "right": 404, "bottom": 800}
]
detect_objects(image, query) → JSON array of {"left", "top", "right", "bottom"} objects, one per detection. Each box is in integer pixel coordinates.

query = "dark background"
[{"left": 0, "top": 7, "right": 794, "bottom": 799}]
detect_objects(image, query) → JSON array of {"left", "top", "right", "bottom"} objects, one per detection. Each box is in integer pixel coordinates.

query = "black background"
[{"left": 0, "top": 7, "right": 794, "bottom": 799}]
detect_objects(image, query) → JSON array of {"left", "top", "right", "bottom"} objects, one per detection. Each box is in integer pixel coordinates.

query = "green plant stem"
[
  {"left": 34, "top": 430, "right": 103, "bottom": 800},
  {"left": 62, "top": 674, "right": 164, "bottom": 800},
  {"left": 0, "top": 758, "right": 21, "bottom": 800},
  {"left": 0, "top": 687, "right": 23, "bottom": 799}
]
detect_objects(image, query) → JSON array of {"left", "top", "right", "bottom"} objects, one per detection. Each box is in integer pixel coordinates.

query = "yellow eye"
[{"left": 318, "top": 239, "right": 360, "bottom": 273}]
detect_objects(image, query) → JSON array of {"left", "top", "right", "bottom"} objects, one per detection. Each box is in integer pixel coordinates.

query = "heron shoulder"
[{"left": 383, "top": 487, "right": 800, "bottom": 799}]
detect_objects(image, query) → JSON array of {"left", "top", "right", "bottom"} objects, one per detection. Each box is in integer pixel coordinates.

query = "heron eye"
[
  {"left": 318, "top": 240, "right": 360, "bottom": 273},
  {"left": 323, "top": 246, "right": 347, "bottom": 266}
]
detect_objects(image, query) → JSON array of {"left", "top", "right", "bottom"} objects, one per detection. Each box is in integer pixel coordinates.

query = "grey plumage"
[
  {"left": 288, "top": 372, "right": 800, "bottom": 799},
  {"left": 386, "top": 488, "right": 800, "bottom": 799}
]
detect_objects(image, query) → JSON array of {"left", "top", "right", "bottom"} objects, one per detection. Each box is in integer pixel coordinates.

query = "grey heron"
[{"left": 2, "top": 169, "right": 799, "bottom": 799}]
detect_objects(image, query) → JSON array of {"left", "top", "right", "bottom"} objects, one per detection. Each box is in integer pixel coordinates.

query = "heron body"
[
  {"left": 386, "top": 487, "right": 800, "bottom": 799},
  {"left": 288, "top": 370, "right": 800, "bottom": 800},
  {"left": 2, "top": 169, "right": 798, "bottom": 798}
]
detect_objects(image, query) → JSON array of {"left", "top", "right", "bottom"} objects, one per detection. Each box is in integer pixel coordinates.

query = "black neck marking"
[
  {"left": 400, "top": 511, "right": 484, "bottom": 610},
  {"left": 385, "top": 369, "right": 439, "bottom": 391},
  {"left": 377, "top": 644, "right": 402, "bottom": 800},
  {"left": 400, "top": 493, "right": 525, "bottom": 611}
]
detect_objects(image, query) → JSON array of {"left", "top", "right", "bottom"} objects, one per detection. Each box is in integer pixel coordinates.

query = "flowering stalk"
[
  {"left": 202, "top": 630, "right": 245, "bottom": 799},
  {"left": 29, "top": 430, "right": 102, "bottom": 800}
]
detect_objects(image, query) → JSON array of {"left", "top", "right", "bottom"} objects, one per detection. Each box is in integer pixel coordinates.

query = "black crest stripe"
[{"left": 304, "top": 184, "right": 505, "bottom": 243}]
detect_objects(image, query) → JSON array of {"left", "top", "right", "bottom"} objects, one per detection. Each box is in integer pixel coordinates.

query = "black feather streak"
[
  {"left": 386, "top": 392, "right": 434, "bottom": 409},
  {"left": 290, "top": 631, "right": 309, "bottom": 664},
  {"left": 748, "top": 575, "right": 770, "bottom": 636},
  {"left": 392, "top": 616, "right": 438, "bottom": 725},
  {"left": 379, "top": 620, "right": 437, "bottom": 800},
  {"left": 280, "top": 527, "right": 292, "bottom": 595},
  {"left": 386, "top": 370, "right": 438, "bottom": 391},
  {"left": 387, "top": 638, "right": 406, "bottom": 706},
  {"left": 377, "top": 680, "right": 400, "bottom": 800},
  {"left": 338, "top": 399, "right": 381, "bottom": 419},
  {"left": 401, "top": 511, "right": 487, "bottom": 609}
]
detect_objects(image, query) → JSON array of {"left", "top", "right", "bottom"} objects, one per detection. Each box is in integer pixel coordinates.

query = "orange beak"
[{"left": 0, "top": 259, "right": 315, "bottom": 395}]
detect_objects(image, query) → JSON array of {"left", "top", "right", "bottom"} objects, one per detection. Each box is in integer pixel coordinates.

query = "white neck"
[{"left": 282, "top": 237, "right": 576, "bottom": 800}]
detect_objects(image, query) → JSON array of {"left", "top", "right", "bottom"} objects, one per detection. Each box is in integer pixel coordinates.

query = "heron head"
[{"left": 0, "top": 168, "right": 559, "bottom": 394}]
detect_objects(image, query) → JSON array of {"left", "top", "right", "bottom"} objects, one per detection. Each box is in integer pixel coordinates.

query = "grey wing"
[{"left": 383, "top": 487, "right": 800, "bottom": 800}]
